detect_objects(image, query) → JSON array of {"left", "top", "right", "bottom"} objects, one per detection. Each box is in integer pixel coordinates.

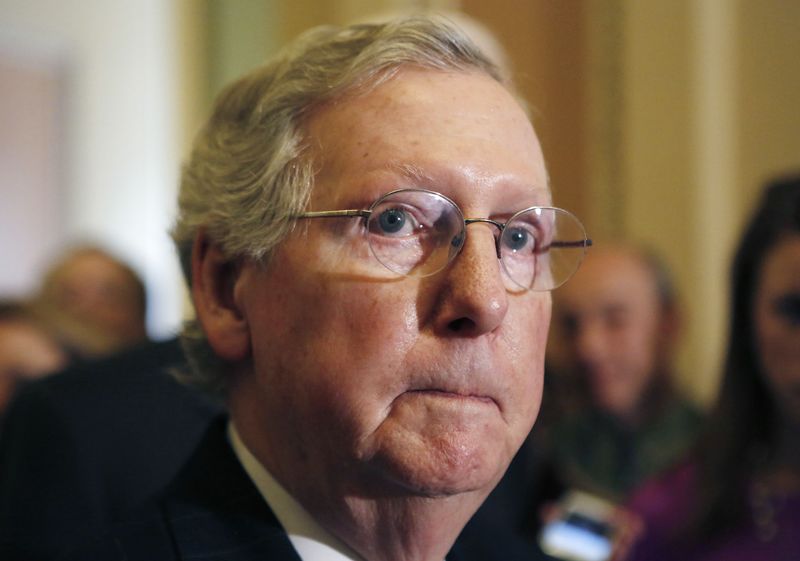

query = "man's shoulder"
[
  {"left": 62, "top": 495, "right": 301, "bottom": 561},
  {"left": 454, "top": 505, "right": 559, "bottom": 561},
  {"left": 642, "top": 395, "right": 705, "bottom": 445},
  {"left": 59, "top": 506, "right": 178, "bottom": 561},
  {"left": 63, "top": 421, "right": 302, "bottom": 561},
  {"left": 663, "top": 395, "right": 704, "bottom": 425},
  {"left": 0, "top": 338, "right": 224, "bottom": 561},
  {"left": 3, "top": 336, "right": 221, "bottom": 440},
  {"left": 8, "top": 338, "right": 197, "bottom": 411}
]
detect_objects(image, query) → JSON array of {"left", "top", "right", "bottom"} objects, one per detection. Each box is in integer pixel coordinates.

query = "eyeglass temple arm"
[
  {"left": 550, "top": 239, "right": 593, "bottom": 248},
  {"left": 298, "top": 210, "right": 371, "bottom": 219}
]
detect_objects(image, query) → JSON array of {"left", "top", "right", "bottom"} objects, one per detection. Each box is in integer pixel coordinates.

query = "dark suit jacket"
[
  {"left": 62, "top": 417, "right": 546, "bottom": 561},
  {"left": 0, "top": 338, "right": 223, "bottom": 561}
]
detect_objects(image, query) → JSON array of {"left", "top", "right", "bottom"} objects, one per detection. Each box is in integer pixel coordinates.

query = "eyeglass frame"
[{"left": 295, "top": 188, "right": 592, "bottom": 289}]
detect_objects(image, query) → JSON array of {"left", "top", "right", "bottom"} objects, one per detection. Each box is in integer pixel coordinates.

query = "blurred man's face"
[
  {"left": 50, "top": 252, "right": 147, "bottom": 351},
  {"left": 554, "top": 249, "right": 667, "bottom": 419},
  {"left": 233, "top": 68, "right": 551, "bottom": 504}
]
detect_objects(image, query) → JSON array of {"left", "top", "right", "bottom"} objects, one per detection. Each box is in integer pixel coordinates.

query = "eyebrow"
[
  {"left": 385, "top": 161, "right": 551, "bottom": 206},
  {"left": 389, "top": 162, "right": 434, "bottom": 184}
]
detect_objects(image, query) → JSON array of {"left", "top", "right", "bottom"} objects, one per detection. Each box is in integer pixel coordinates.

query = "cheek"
[
  {"left": 277, "top": 280, "right": 423, "bottom": 428},
  {"left": 263, "top": 247, "right": 419, "bottom": 354},
  {"left": 617, "top": 318, "right": 660, "bottom": 370},
  {"left": 503, "top": 297, "right": 550, "bottom": 370},
  {"left": 506, "top": 297, "right": 551, "bottom": 416},
  {"left": 316, "top": 284, "right": 421, "bottom": 389}
]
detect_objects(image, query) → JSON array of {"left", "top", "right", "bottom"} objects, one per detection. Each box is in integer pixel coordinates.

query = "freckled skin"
[{"left": 223, "top": 68, "right": 551, "bottom": 559}]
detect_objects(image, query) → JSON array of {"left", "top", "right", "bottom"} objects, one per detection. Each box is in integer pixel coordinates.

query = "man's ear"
[{"left": 191, "top": 230, "right": 250, "bottom": 362}]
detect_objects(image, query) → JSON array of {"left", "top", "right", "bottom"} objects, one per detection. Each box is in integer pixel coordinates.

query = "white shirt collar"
[{"left": 227, "top": 421, "right": 365, "bottom": 561}]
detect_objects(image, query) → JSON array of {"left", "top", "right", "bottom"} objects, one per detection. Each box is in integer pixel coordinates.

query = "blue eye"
[
  {"left": 774, "top": 294, "right": 800, "bottom": 327},
  {"left": 505, "top": 228, "right": 530, "bottom": 252},
  {"left": 377, "top": 208, "right": 407, "bottom": 234}
]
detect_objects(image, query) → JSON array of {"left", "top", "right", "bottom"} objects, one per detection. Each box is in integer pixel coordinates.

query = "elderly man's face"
[{"left": 233, "top": 68, "right": 550, "bottom": 499}]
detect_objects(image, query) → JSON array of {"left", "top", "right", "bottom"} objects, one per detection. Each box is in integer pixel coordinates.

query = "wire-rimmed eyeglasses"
[{"left": 297, "top": 188, "right": 592, "bottom": 291}]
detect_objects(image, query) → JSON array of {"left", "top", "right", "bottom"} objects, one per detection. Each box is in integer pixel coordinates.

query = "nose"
[{"left": 429, "top": 223, "right": 509, "bottom": 336}]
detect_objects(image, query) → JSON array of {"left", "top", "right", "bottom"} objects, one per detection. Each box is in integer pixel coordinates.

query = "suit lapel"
[{"left": 162, "top": 416, "right": 302, "bottom": 561}]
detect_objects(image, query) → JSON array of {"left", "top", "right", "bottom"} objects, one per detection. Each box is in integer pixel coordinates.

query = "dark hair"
[{"left": 689, "top": 172, "right": 800, "bottom": 539}]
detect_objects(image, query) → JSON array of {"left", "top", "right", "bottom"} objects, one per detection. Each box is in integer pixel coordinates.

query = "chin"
[
  {"left": 360, "top": 395, "right": 521, "bottom": 498},
  {"left": 373, "top": 434, "right": 509, "bottom": 498},
  {"left": 392, "top": 464, "right": 501, "bottom": 499}
]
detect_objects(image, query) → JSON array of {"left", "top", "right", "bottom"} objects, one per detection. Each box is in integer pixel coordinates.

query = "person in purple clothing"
[{"left": 627, "top": 173, "right": 800, "bottom": 560}]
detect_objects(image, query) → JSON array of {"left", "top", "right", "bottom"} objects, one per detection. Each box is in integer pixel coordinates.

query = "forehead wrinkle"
[
  {"left": 384, "top": 160, "right": 549, "bottom": 205},
  {"left": 388, "top": 162, "right": 434, "bottom": 185}
]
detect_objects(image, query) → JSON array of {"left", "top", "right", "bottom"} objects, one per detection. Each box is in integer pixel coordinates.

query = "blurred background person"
[
  {"left": 543, "top": 245, "right": 704, "bottom": 501},
  {"left": 0, "top": 243, "right": 214, "bottom": 561},
  {"left": 0, "top": 299, "right": 67, "bottom": 416},
  {"left": 627, "top": 173, "right": 800, "bottom": 560},
  {"left": 33, "top": 244, "right": 149, "bottom": 360}
]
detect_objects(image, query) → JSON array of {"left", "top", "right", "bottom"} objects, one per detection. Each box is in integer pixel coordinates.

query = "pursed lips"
[
  {"left": 403, "top": 387, "right": 498, "bottom": 408},
  {"left": 395, "top": 344, "right": 508, "bottom": 413}
]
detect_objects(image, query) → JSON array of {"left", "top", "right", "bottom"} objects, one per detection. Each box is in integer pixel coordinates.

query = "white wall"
[{"left": 0, "top": 0, "right": 184, "bottom": 338}]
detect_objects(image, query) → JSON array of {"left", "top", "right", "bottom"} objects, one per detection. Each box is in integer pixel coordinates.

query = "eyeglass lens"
[{"left": 364, "top": 190, "right": 588, "bottom": 291}]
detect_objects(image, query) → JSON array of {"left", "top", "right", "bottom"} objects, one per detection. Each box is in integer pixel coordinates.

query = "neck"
[{"left": 321, "top": 491, "right": 487, "bottom": 561}]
